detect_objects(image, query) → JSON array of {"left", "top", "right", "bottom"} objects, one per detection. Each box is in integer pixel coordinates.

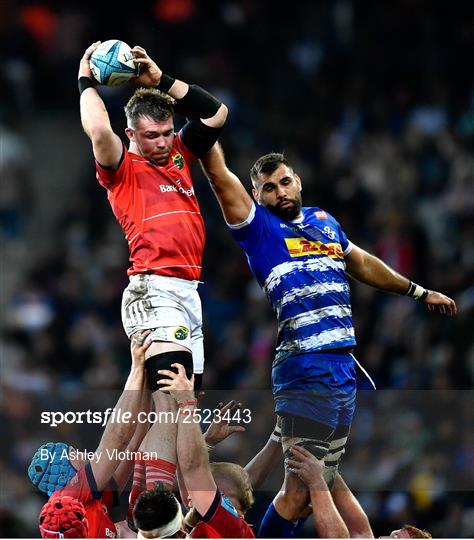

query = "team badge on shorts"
[
  {"left": 172, "top": 153, "right": 185, "bottom": 170},
  {"left": 174, "top": 326, "right": 189, "bottom": 340}
]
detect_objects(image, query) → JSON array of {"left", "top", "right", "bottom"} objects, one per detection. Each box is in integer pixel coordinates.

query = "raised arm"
[
  {"left": 131, "top": 46, "right": 227, "bottom": 157},
  {"left": 112, "top": 389, "right": 152, "bottom": 493},
  {"left": 345, "top": 244, "right": 457, "bottom": 315},
  {"left": 91, "top": 331, "right": 150, "bottom": 491},
  {"left": 78, "top": 42, "right": 123, "bottom": 168},
  {"left": 158, "top": 364, "right": 217, "bottom": 518},
  {"left": 286, "top": 446, "right": 349, "bottom": 538},
  {"left": 201, "top": 143, "right": 254, "bottom": 224},
  {"left": 244, "top": 420, "right": 282, "bottom": 489}
]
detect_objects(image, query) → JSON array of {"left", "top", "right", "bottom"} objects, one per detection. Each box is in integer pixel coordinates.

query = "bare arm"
[
  {"left": 345, "top": 244, "right": 457, "bottom": 315},
  {"left": 159, "top": 364, "right": 217, "bottom": 518},
  {"left": 112, "top": 389, "right": 152, "bottom": 493},
  {"left": 201, "top": 143, "right": 254, "bottom": 224},
  {"left": 244, "top": 421, "right": 282, "bottom": 489},
  {"left": 287, "top": 446, "right": 349, "bottom": 538},
  {"left": 78, "top": 43, "right": 123, "bottom": 168},
  {"left": 332, "top": 473, "right": 374, "bottom": 538},
  {"left": 131, "top": 47, "right": 227, "bottom": 129},
  {"left": 91, "top": 331, "right": 150, "bottom": 491}
]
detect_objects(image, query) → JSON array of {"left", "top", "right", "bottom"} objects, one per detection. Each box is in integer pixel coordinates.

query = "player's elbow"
[
  {"left": 86, "top": 124, "right": 114, "bottom": 145},
  {"left": 206, "top": 103, "right": 228, "bottom": 129}
]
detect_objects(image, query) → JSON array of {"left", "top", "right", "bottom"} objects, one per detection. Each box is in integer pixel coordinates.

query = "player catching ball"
[{"left": 78, "top": 42, "right": 228, "bottom": 388}]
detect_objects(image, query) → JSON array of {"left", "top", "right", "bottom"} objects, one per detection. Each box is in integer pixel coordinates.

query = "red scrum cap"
[{"left": 39, "top": 495, "right": 88, "bottom": 538}]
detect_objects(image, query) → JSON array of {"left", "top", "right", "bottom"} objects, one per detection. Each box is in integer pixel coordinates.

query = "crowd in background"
[{"left": 1, "top": 0, "right": 473, "bottom": 537}]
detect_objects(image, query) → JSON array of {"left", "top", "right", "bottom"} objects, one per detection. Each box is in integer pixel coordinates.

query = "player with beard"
[
  {"left": 200, "top": 145, "right": 456, "bottom": 536},
  {"left": 78, "top": 42, "right": 227, "bottom": 508}
]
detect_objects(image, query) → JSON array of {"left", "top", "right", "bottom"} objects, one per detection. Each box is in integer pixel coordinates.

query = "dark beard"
[{"left": 267, "top": 199, "right": 302, "bottom": 221}]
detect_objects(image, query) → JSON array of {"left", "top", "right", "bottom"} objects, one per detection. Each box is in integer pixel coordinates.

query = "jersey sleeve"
[
  {"left": 95, "top": 143, "right": 128, "bottom": 189},
  {"left": 335, "top": 219, "right": 352, "bottom": 255},
  {"left": 101, "top": 476, "right": 120, "bottom": 510},
  {"left": 197, "top": 490, "right": 254, "bottom": 538},
  {"left": 227, "top": 203, "right": 267, "bottom": 256},
  {"left": 59, "top": 462, "right": 101, "bottom": 505}
]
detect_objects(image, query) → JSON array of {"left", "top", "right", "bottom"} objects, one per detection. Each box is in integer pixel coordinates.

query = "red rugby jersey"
[
  {"left": 57, "top": 463, "right": 117, "bottom": 539},
  {"left": 190, "top": 490, "right": 255, "bottom": 538},
  {"left": 96, "top": 133, "right": 205, "bottom": 281}
]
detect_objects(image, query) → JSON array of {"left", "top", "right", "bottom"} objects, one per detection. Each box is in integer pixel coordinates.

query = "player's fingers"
[
  {"left": 157, "top": 379, "right": 173, "bottom": 387},
  {"left": 142, "top": 336, "right": 153, "bottom": 351},
  {"left": 220, "top": 400, "right": 235, "bottom": 413},
  {"left": 170, "top": 363, "right": 186, "bottom": 376},
  {"left": 132, "top": 46, "right": 147, "bottom": 54},
  {"left": 291, "top": 445, "right": 311, "bottom": 458},
  {"left": 229, "top": 426, "right": 246, "bottom": 434},
  {"left": 157, "top": 369, "right": 177, "bottom": 379},
  {"left": 230, "top": 401, "right": 242, "bottom": 413},
  {"left": 84, "top": 41, "right": 101, "bottom": 59},
  {"left": 133, "top": 53, "right": 151, "bottom": 63}
]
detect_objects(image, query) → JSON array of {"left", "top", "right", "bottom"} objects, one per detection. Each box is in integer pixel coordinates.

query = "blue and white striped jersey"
[{"left": 229, "top": 203, "right": 356, "bottom": 363}]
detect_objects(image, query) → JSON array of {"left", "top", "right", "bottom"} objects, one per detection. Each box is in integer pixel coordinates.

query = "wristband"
[
  {"left": 78, "top": 76, "right": 95, "bottom": 95},
  {"left": 405, "top": 281, "right": 429, "bottom": 301},
  {"left": 179, "top": 400, "right": 198, "bottom": 408},
  {"left": 156, "top": 73, "right": 176, "bottom": 93}
]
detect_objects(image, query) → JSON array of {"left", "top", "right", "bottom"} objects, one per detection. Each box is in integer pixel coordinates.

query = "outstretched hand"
[
  {"left": 285, "top": 446, "right": 327, "bottom": 490},
  {"left": 204, "top": 400, "right": 246, "bottom": 447},
  {"left": 78, "top": 41, "right": 101, "bottom": 81},
  {"left": 130, "top": 330, "right": 152, "bottom": 368},
  {"left": 158, "top": 363, "right": 195, "bottom": 404},
  {"left": 131, "top": 46, "right": 163, "bottom": 88},
  {"left": 424, "top": 290, "right": 457, "bottom": 316}
]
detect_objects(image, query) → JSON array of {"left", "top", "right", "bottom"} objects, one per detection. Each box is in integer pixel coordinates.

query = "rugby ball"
[{"left": 90, "top": 39, "right": 138, "bottom": 86}]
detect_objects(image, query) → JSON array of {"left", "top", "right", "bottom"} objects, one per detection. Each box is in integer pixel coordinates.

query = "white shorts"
[{"left": 121, "top": 274, "right": 204, "bottom": 374}]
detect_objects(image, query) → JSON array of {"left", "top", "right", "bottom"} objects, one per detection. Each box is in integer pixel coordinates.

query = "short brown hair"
[
  {"left": 402, "top": 524, "right": 432, "bottom": 538},
  {"left": 250, "top": 152, "right": 292, "bottom": 185},
  {"left": 210, "top": 462, "right": 254, "bottom": 514},
  {"left": 124, "top": 88, "right": 176, "bottom": 128}
]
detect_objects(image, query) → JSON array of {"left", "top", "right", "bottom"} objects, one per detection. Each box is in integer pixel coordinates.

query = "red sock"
[
  {"left": 127, "top": 457, "right": 145, "bottom": 521},
  {"left": 145, "top": 458, "right": 176, "bottom": 489}
]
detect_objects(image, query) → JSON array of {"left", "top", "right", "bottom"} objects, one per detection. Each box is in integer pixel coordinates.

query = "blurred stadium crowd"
[{"left": 0, "top": 0, "right": 473, "bottom": 537}]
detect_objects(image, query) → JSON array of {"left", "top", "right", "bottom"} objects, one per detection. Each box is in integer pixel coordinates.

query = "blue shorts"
[{"left": 272, "top": 351, "right": 356, "bottom": 428}]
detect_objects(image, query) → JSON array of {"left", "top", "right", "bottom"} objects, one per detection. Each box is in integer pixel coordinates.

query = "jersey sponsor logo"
[
  {"left": 172, "top": 153, "right": 185, "bottom": 170},
  {"left": 284, "top": 237, "right": 344, "bottom": 258},
  {"left": 314, "top": 210, "right": 328, "bottom": 220},
  {"left": 174, "top": 326, "right": 189, "bottom": 340},
  {"left": 159, "top": 184, "right": 195, "bottom": 197}
]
